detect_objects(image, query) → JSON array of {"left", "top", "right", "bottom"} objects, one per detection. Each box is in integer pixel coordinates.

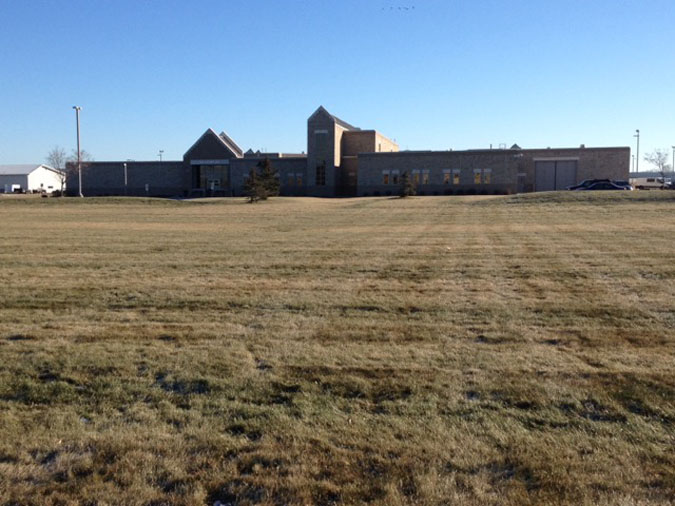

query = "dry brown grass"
[{"left": 0, "top": 192, "right": 673, "bottom": 505}]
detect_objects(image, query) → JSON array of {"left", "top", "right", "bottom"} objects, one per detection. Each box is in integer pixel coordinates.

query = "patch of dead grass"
[{"left": 0, "top": 193, "right": 674, "bottom": 504}]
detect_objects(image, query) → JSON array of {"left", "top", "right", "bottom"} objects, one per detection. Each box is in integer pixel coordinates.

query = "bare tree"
[
  {"left": 65, "top": 149, "right": 94, "bottom": 195},
  {"left": 46, "top": 146, "right": 67, "bottom": 194},
  {"left": 644, "top": 149, "right": 672, "bottom": 187}
]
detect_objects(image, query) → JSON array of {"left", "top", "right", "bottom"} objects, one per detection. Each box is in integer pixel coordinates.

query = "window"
[
  {"left": 288, "top": 174, "right": 295, "bottom": 186},
  {"left": 422, "top": 170, "right": 430, "bottom": 185},
  {"left": 474, "top": 169, "right": 482, "bottom": 184},
  {"left": 443, "top": 170, "right": 451, "bottom": 184},
  {"left": 296, "top": 174, "right": 303, "bottom": 186},
  {"left": 483, "top": 169, "right": 492, "bottom": 184},
  {"left": 383, "top": 170, "right": 390, "bottom": 185},
  {"left": 413, "top": 170, "right": 420, "bottom": 184},
  {"left": 453, "top": 170, "right": 460, "bottom": 185},
  {"left": 378, "top": 143, "right": 382, "bottom": 152},
  {"left": 392, "top": 170, "right": 399, "bottom": 185},
  {"left": 316, "top": 163, "right": 326, "bottom": 186}
]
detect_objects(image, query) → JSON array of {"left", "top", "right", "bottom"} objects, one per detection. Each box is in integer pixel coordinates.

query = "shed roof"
[{"left": 0, "top": 164, "right": 56, "bottom": 175}]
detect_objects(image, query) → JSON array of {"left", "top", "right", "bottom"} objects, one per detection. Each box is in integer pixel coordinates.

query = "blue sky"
[{"left": 1, "top": 0, "right": 674, "bottom": 169}]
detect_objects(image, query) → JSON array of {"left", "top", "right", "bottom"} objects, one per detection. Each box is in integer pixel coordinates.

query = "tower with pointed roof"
[{"left": 306, "top": 106, "right": 360, "bottom": 197}]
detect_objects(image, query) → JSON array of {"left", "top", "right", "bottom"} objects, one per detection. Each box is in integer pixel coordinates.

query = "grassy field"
[{"left": 0, "top": 192, "right": 673, "bottom": 505}]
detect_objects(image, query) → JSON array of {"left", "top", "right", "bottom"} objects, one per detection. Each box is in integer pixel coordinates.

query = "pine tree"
[
  {"left": 258, "top": 158, "right": 280, "bottom": 200},
  {"left": 243, "top": 167, "right": 261, "bottom": 203},
  {"left": 399, "top": 171, "right": 416, "bottom": 198},
  {"left": 243, "top": 158, "right": 280, "bottom": 203}
]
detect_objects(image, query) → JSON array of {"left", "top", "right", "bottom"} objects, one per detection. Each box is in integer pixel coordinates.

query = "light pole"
[
  {"left": 73, "top": 106, "right": 82, "bottom": 197},
  {"left": 158, "top": 150, "right": 164, "bottom": 162},
  {"left": 634, "top": 129, "right": 640, "bottom": 173}
]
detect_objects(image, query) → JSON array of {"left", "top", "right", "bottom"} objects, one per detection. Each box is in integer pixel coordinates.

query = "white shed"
[{"left": 0, "top": 164, "right": 64, "bottom": 193}]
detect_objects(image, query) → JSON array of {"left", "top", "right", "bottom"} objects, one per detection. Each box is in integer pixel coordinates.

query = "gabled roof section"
[
  {"left": 0, "top": 164, "right": 57, "bottom": 175},
  {"left": 219, "top": 130, "right": 243, "bottom": 158},
  {"left": 308, "top": 106, "right": 360, "bottom": 131},
  {"left": 183, "top": 128, "right": 243, "bottom": 159}
]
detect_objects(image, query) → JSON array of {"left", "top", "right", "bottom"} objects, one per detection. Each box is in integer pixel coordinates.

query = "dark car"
[
  {"left": 574, "top": 181, "right": 631, "bottom": 191},
  {"left": 611, "top": 180, "right": 634, "bottom": 190},
  {"left": 567, "top": 179, "right": 611, "bottom": 190}
]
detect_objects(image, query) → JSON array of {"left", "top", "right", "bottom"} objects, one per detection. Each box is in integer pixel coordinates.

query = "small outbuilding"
[{"left": 0, "top": 164, "right": 63, "bottom": 193}]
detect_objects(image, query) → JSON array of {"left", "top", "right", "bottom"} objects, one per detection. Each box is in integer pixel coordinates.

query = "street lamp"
[
  {"left": 73, "top": 106, "right": 82, "bottom": 197},
  {"left": 634, "top": 129, "right": 640, "bottom": 173}
]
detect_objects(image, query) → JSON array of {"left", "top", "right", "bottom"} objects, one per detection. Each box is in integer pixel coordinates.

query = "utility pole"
[
  {"left": 634, "top": 129, "right": 640, "bottom": 173},
  {"left": 73, "top": 106, "right": 82, "bottom": 197}
]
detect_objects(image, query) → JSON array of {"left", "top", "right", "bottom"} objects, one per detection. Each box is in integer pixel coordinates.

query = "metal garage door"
[
  {"left": 535, "top": 161, "right": 556, "bottom": 191},
  {"left": 555, "top": 161, "right": 577, "bottom": 190},
  {"left": 535, "top": 160, "right": 577, "bottom": 191}
]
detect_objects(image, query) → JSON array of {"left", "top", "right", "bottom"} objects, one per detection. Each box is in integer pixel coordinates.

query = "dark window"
[{"left": 316, "top": 163, "right": 326, "bottom": 186}]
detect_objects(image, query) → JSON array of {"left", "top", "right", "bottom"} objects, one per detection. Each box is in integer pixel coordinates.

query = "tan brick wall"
[
  {"left": 342, "top": 131, "right": 376, "bottom": 156},
  {"left": 356, "top": 147, "right": 630, "bottom": 196},
  {"left": 357, "top": 151, "right": 520, "bottom": 196},
  {"left": 375, "top": 132, "right": 398, "bottom": 153},
  {"left": 342, "top": 130, "right": 398, "bottom": 156},
  {"left": 520, "top": 147, "right": 630, "bottom": 190}
]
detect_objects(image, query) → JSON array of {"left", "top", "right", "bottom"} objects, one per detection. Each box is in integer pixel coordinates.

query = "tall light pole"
[
  {"left": 73, "top": 106, "right": 83, "bottom": 197},
  {"left": 158, "top": 150, "right": 164, "bottom": 162},
  {"left": 634, "top": 129, "right": 640, "bottom": 174}
]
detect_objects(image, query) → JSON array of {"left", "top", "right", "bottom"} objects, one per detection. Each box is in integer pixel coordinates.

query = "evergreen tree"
[
  {"left": 243, "top": 158, "right": 280, "bottom": 203},
  {"left": 259, "top": 157, "right": 280, "bottom": 200},
  {"left": 243, "top": 166, "right": 262, "bottom": 203},
  {"left": 399, "top": 171, "right": 416, "bottom": 198}
]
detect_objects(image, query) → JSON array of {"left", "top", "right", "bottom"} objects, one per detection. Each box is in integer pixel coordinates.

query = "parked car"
[
  {"left": 611, "top": 180, "right": 634, "bottom": 190},
  {"left": 567, "top": 179, "right": 611, "bottom": 190},
  {"left": 574, "top": 181, "right": 631, "bottom": 191}
]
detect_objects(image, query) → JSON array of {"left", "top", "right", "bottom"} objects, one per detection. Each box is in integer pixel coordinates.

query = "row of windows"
[{"left": 382, "top": 169, "right": 492, "bottom": 185}]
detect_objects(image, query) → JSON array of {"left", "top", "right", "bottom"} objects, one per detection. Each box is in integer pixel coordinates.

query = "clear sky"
[{"left": 1, "top": 0, "right": 674, "bottom": 169}]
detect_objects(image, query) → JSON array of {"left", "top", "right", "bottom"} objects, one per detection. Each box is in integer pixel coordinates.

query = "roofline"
[
  {"left": 308, "top": 105, "right": 359, "bottom": 131},
  {"left": 219, "top": 130, "right": 243, "bottom": 157},
  {"left": 183, "top": 128, "right": 243, "bottom": 159},
  {"left": 357, "top": 146, "right": 631, "bottom": 157},
  {"left": 0, "top": 164, "right": 61, "bottom": 176},
  {"left": 343, "top": 129, "right": 398, "bottom": 147}
]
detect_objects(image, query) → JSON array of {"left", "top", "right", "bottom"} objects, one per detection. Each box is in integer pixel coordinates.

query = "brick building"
[{"left": 68, "top": 107, "right": 629, "bottom": 197}]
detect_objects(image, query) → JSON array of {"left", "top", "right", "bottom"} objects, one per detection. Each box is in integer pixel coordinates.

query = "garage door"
[
  {"left": 535, "top": 161, "right": 556, "bottom": 191},
  {"left": 535, "top": 160, "right": 578, "bottom": 191},
  {"left": 555, "top": 161, "right": 577, "bottom": 190}
]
